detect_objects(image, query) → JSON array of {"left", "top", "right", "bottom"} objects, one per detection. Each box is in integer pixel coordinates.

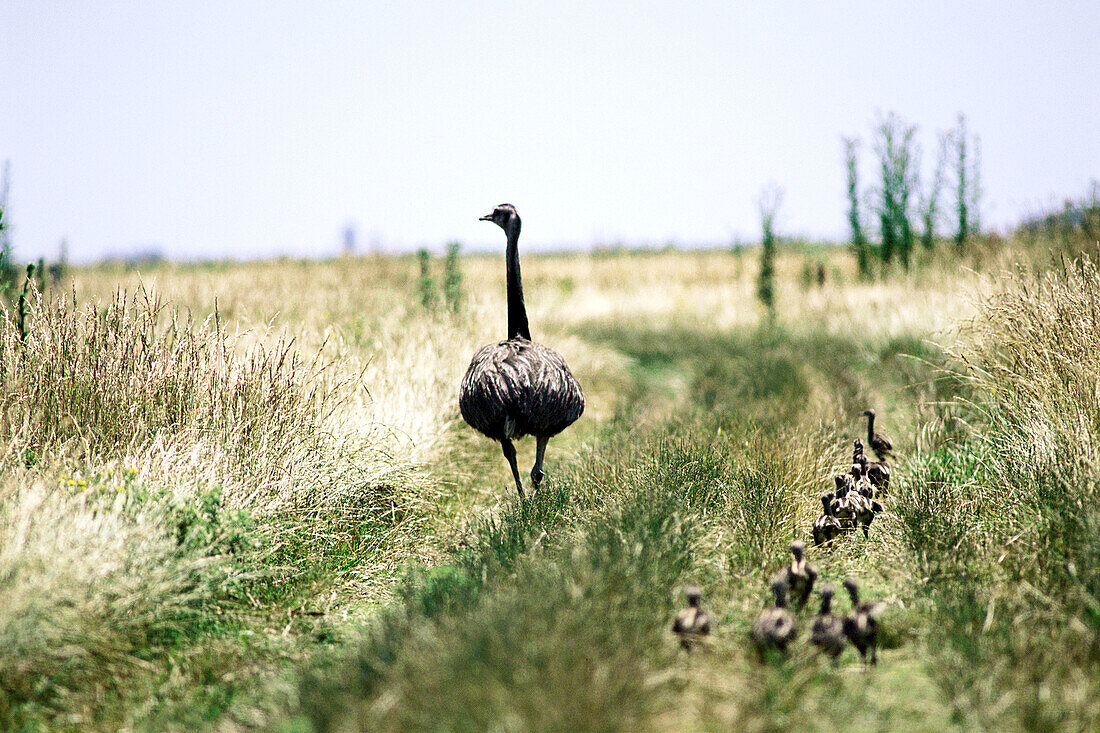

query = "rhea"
[
  {"left": 812, "top": 492, "right": 843, "bottom": 546},
  {"left": 830, "top": 475, "right": 856, "bottom": 533},
  {"left": 844, "top": 463, "right": 880, "bottom": 537},
  {"left": 811, "top": 584, "right": 846, "bottom": 661},
  {"left": 842, "top": 578, "right": 885, "bottom": 665},
  {"left": 784, "top": 540, "right": 818, "bottom": 608},
  {"left": 459, "top": 204, "right": 585, "bottom": 498},
  {"left": 855, "top": 443, "right": 890, "bottom": 496},
  {"left": 861, "top": 409, "right": 894, "bottom": 461},
  {"left": 752, "top": 576, "right": 798, "bottom": 653},
  {"left": 671, "top": 586, "right": 712, "bottom": 651}
]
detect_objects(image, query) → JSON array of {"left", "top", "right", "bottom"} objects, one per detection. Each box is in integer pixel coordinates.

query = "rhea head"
[{"left": 480, "top": 203, "right": 520, "bottom": 231}]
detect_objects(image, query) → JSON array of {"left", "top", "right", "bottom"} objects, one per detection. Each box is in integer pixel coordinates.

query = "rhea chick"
[
  {"left": 671, "top": 586, "right": 712, "bottom": 651},
  {"left": 849, "top": 463, "right": 884, "bottom": 538},
  {"left": 812, "top": 492, "right": 843, "bottom": 546},
  {"left": 842, "top": 578, "right": 886, "bottom": 665},
  {"left": 831, "top": 475, "right": 856, "bottom": 533},
  {"left": 811, "top": 583, "right": 846, "bottom": 661},
  {"left": 855, "top": 440, "right": 891, "bottom": 495},
  {"left": 752, "top": 576, "right": 799, "bottom": 653},
  {"left": 861, "top": 409, "right": 894, "bottom": 461},
  {"left": 784, "top": 540, "right": 818, "bottom": 608}
]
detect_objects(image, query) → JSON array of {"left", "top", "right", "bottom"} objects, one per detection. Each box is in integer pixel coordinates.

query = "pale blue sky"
[{"left": 2, "top": 1, "right": 1097, "bottom": 261}]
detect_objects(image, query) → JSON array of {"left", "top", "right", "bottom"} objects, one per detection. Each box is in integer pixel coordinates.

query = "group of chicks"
[
  {"left": 671, "top": 410, "right": 895, "bottom": 665},
  {"left": 813, "top": 410, "right": 893, "bottom": 545},
  {"left": 749, "top": 541, "right": 884, "bottom": 664},
  {"left": 672, "top": 542, "right": 885, "bottom": 665}
]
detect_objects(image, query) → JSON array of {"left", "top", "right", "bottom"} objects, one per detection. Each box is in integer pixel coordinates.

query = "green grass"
[
  {"left": 2, "top": 247, "right": 1098, "bottom": 731},
  {"left": 291, "top": 322, "right": 957, "bottom": 730},
  {"left": 295, "top": 273, "right": 1097, "bottom": 731}
]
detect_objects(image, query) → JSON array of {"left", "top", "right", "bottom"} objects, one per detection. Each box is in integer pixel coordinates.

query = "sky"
[{"left": 1, "top": 1, "right": 1097, "bottom": 262}]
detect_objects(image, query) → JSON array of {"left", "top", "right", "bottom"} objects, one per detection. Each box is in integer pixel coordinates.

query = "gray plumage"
[
  {"left": 460, "top": 339, "right": 583, "bottom": 441},
  {"left": 842, "top": 577, "right": 885, "bottom": 665},
  {"left": 850, "top": 489, "right": 882, "bottom": 539},
  {"left": 811, "top": 584, "right": 846, "bottom": 660},
  {"left": 752, "top": 577, "right": 798, "bottom": 653},
  {"left": 459, "top": 204, "right": 584, "bottom": 498},
  {"left": 671, "top": 586, "right": 712, "bottom": 650}
]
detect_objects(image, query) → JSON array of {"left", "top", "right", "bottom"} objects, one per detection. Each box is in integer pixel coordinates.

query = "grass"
[{"left": 0, "top": 235, "right": 1097, "bottom": 730}]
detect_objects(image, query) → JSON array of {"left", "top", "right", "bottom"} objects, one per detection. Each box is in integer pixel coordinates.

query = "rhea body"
[
  {"left": 459, "top": 204, "right": 585, "bottom": 498},
  {"left": 853, "top": 451, "right": 888, "bottom": 501}
]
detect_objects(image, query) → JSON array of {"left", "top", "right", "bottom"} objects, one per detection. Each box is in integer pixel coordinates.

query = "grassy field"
[{"left": 1, "top": 234, "right": 1098, "bottom": 731}]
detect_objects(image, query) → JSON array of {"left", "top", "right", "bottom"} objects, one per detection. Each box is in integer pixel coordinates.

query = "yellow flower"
[
  {"left": 78, "top": 480, "right": 87, "bottom": 487},
  {"left": 67, "top": 479, "right": 76, "bottom": 486}
]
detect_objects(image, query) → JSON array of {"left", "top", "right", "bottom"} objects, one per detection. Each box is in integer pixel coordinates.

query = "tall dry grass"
[
  {"left": 892, "top": 255, "right": 1100, "bottom": 728},
  {"left": 0, "top": 284, "right": 413, "bottom": 727}
]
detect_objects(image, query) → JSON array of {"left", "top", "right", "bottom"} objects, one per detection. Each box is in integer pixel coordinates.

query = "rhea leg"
[
  {"left": 531, "top": 435, "right": 549, "bottom": 492},
  {"left": 501, "top": 439, "right": 525, "bottom": 498}
]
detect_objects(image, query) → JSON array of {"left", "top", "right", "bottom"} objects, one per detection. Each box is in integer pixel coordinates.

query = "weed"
[
  {"left": 444, "top": 241, "right": 462, "bottom": 313},
  {"left": 417, "top": 247, "right": 435, "bottom": 309},
  {"left": 757, "top": 185, "right": 782, "bottom": 323}
]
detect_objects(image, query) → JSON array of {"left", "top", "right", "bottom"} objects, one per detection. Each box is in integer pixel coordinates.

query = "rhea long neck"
[
  {"left": 505, "top": 216, "right": 531, "bottom": 340},
  {"left": 866, "top": 413, "right": 875, "bottom": 441}
]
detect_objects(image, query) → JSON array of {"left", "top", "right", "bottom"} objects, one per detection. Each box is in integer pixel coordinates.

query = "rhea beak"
[{"left": 479, "top": 213, "right": 494, "bottom": 221}]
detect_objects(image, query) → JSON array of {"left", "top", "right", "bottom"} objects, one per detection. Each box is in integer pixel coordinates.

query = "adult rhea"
[{"left": 459, "top": 204, "right": 585, "bottom": 498}]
